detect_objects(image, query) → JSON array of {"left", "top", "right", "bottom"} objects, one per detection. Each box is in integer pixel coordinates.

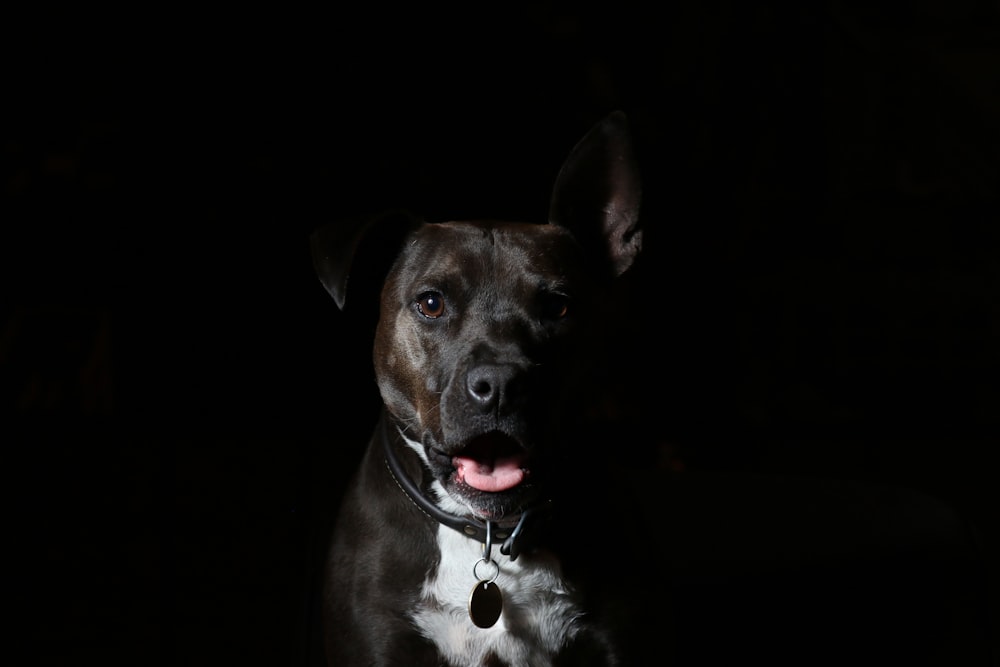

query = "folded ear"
[
  {"left": 310, "top": 210, "right": 418, "bottom": 310},
  {"left": 548, "top": 111, "right": 642, "bottom": 278}
]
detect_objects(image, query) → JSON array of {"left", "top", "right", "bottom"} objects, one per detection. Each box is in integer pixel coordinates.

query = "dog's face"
[
  {"left": 373, "top": 221, "right": 592, "bottom": 520},
  {"left": 311, "top": 111, "right": 642, "bottom": 524}
]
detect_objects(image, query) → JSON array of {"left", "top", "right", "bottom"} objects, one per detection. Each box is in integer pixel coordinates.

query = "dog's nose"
[{"left": 466, "top": 364, "right": 521, "bottom": 413}]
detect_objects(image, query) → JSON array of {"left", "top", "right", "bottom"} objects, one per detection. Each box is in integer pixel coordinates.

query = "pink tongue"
[{"left": 453, "top": 452, "right": 526, "bottom": 492}]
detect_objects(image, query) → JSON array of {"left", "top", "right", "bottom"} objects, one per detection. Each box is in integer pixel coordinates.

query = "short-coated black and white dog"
[{"left": 311, "top": 112, "right": 650, "bottom": 666}]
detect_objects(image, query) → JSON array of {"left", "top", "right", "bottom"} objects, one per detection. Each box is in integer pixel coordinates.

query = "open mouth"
[{"left": 448, "top": 431, "right": 529, "bottom": 493}]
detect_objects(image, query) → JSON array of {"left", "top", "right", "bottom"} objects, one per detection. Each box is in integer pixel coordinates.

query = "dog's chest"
[{"left": 411, "top": 525, "right": 583, "bottom": 666}]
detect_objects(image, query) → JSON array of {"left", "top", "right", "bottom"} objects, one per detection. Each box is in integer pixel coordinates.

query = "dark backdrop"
[{"left": 4, "top": 2, "right": 998, "bottom": 665}]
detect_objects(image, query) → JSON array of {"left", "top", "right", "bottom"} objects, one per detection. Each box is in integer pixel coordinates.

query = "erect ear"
[
  {"left": 548, "top": 111, "right": 642, "bottom": 278},
  {"left": 309, "top": 210, "right": 419, "bottom": 311}
]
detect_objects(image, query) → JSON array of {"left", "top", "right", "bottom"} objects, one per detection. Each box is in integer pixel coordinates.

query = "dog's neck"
[{"left": 379, "top": 415, "right": 551, "bottom": 561}]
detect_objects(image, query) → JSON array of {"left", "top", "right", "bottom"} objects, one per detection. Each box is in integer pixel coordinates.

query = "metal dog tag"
[{"left": 468, "top": 580, "right": 503, "bottom": 628}]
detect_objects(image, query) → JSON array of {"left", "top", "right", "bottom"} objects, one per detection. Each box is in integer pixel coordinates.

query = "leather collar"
[{"left": 380, "top": 416, "right": 551, "bottom": 561}]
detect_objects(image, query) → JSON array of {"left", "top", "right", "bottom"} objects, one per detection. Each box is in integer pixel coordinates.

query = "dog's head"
[{"left": 312, "top": 112, "right": 642, "bottom": 522}]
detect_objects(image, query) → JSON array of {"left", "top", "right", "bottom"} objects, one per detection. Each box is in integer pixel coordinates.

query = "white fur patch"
[
  {"left": 398, "top": 431, "right": 583, "bottom": 664},
  {"left": 412, "top": 525, "right": 584, "bottom": 666}
]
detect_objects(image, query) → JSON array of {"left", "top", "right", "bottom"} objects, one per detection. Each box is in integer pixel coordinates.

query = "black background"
[{"left": 4, "top": 2, "right": 998, "bottom": 665}]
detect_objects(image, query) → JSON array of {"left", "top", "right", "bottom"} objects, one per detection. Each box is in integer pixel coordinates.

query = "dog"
[{"left": 310, "top": 111, "right": 650, "bottom": 666}]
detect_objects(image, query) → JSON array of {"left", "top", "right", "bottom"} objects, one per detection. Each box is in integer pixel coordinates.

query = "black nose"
[{"left": 466, "top": 364, "right": 522, "bottom": 413}]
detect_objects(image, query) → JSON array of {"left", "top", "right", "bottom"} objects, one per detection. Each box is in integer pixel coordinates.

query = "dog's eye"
[
  {"left": 540, "top": 294, "right": 570, "bottom": 320},
  {"left": 416, "top": 292, "right": 446, "bottom": 319}
]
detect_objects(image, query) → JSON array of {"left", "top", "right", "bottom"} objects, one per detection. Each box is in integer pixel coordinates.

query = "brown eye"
[
  {"left": 541, "top": 293, "right": 570, "bottom": 320},
  {"left": 416, "top": 292, "right": 446, "bottom": 319}
]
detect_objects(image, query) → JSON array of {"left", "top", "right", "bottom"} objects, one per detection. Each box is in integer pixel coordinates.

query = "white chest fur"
[{"left": 410, "top": 524, "right": 584, "bottom": 666}]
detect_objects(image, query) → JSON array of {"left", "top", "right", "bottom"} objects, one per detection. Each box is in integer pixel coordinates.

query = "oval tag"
[{"left": 468, "top": 580, "right": 503, "bottom": 628}]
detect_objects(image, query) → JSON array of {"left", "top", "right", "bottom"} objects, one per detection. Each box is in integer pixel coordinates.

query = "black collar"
[{"left": 380, "top": 416, "right": 550, "bottom": 561}]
